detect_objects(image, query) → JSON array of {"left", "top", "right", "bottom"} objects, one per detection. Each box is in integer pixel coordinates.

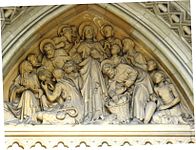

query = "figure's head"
[
  {"left": 19, "top": 60, "right": 33, "bottom": 75},
  {"left": 147, "top": 60, "right": 157, "bottom": 71},
  {"left": 53, "top": 68, "right": 64, "bottom": 80},
  {"left": 63, "top": 61, "right": 76, "bottom": 74},
  {"left": 57, "top": 25, "right": 74, "bottom": 42},
  {"left": 79, "top": 22, "right": 97, "bottom": 40},
  {"left": 37, "top": 67, "right": 52, "bottom": 82},
  {"left": 27, "top": 54, "right": 39, "bottom": 67},
  {"left": 62, "top": 27, "right": 73, "bottom": 42},
  {"left": 102, "top": 63, "right": 115, "bottom": 79},
  {"left": 83, "top": 25, "right": 94, "bottom": 40},
  {"left": 40, "top": 39, "right": 55, "bottom": 59},
  {"left": 122, "top": 38, "right": 135, "bottom": 54},
  {"left": 111, "top": 44, "right": 121, "bottom": 55},
  {"left": 153, "top": 71, "right": 165, "bottom": 84},
  {"left": 101, "top": 24, "right": 114, "bottom": 38}
]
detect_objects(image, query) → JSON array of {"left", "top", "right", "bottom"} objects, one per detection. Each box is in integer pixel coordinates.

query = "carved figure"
[
  {"left": 151, "top": 71, "right": 187, "bottom": 124},
  {"left": 27, "top": 53, "right": 41, "bottom": 68},
  {"left": 41, "top": 69, "right": 84, "bottom": 123},
  {"left": 109, "top": 44, "right": 125, "bottom": 66},
  {"left": 147, "top": 59, "right": 158, "bottom": 80},
  {"left": 8, "top": 60, "right": 42, "bottom": 122},
  {"left": 37, "top": 67, "right": 56, "bottom": 110},
  {"left": 77, "top": 22, "right": 108, "bottom": 122},
  {"left": 6, "top": 20, "right": 193, "bottom": 125},
  {"left": 122, "top": 38, "right": 147, "bottom": 71},
  {"left": 147, "top": 59, "right": 157, "bottom": 72},
  {"left": 100, "top": 24, "right": 122, "bottom": 57},
  {"left": 63, "top": 60, "right": 83, "bottom": 90},
  {"left": 57, "top": 24, "right": 75, "bottom": 52},
  {"left": 40, "top": 39, "right": 70, "bottom": 71},
  {"left": 131, "top": 67, "right": 154, "bottom": 123},
  {"left": 102, "top": 63, "right": 137, "bottom": 123}
]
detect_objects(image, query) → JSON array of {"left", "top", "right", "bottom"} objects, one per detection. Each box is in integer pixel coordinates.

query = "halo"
[
  {"left": 57, "top": 24, "right": 72, "bottom": 36},
  {"left": 40, "top": 39, "right": 55, "bottom": 54},
  {"left": 100, "top": 24, "right": 113, "bottom": 36},
  {"left": 78, "top": 21, "right": 98, "bottom": 38}
]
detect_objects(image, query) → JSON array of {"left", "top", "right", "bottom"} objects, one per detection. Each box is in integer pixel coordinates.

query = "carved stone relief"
[{"left": 4, "top": 18, "right": 194, "bottom": 126}]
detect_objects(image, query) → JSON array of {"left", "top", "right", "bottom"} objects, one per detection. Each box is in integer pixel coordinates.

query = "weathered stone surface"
[{"left": 1, "top": 2, "right": 194, "bottom": 148}]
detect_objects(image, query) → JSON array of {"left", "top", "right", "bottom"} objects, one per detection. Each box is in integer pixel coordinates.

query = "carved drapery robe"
[
  {"left": 78, "top": 41, "right": 108, "bottom": 122},
  {"left": 108, "top": 64, "right": 138, "bottom": 102},
  {"left": 10, "top": 73, "right": 41, "bottom": 121},
  {"left": 131, "top": 68, "right": 154, "bottom": 120}
]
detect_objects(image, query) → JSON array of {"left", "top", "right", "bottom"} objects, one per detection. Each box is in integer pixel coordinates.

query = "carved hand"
[
  {"left": 103, "top": 41, "right": 110, "bottom": 49},
  {"left": 41, "top": 82, "right": 48, "bottom": 91},
  {"left": 150, "top": 94, "right": 158, "bottom": 102}
]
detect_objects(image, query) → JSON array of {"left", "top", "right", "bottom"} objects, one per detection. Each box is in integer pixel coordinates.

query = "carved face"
[
  {"left": 84, "top": 25, "right": 94, "bottom": 39},
  {"left": 64, "top": 64, "right": 75, "bottom": 74},
  {"left": 63, "top": 28, "right": 72, "bottom": 42},
  {"left": 43, "top": 43, "right": 55, "bottom": 59},
  {"left": 153, "top": 72, "right": 164, "bottom": 84},
  {"left": 122, "top": 39, "right": 134, "bottom": 54},
  {"left": 26, "top": 62, "right": 33, "bottom": 73},
  {"left": 102, "top": 64, "right": 115, "bottom": 79},
  {"left": 103, "top": 25, "right": 113, "bottom": 38},
  {"left": 38, "top": 69, "right": 52, "bottom": 82},
  {"left": 111, "top": 44, "right": 120, "bottom": 55},
  {"left": 147, "top": 60, "right": 157, "bottom": 71},
  {"left": 20, "top": 61, "right": 33, "bottom": 75},
  {"left": 53, "top": 69, "right": 64, "bottom": 80},
  {"left": 27, "top": 54, "right": 39, "bottom": 67}
]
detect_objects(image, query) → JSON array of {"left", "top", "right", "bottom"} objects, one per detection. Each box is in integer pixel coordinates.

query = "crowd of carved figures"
[{"left": 5, "top": 21, "right": 194, "bottom": 125}]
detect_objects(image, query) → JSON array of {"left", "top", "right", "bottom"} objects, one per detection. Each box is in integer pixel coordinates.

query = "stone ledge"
[
  {"left": 5, "top": 125, "right": 195, "bottom": 137},
  {"left": 5, "top": 125, "right": 195, "bottom": 148}
]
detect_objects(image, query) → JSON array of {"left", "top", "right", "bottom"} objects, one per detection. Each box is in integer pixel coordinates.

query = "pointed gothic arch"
[
  {"left": 2, "top": 4, "right": 193, "bottom": 112},
  {"left": 2, "top": 3, "right": 195, "bottom": 147}
]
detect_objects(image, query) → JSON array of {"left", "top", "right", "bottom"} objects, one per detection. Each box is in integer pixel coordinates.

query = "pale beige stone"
[{"left": 2, "top": 2, "right": 194, "bottom": 148}]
